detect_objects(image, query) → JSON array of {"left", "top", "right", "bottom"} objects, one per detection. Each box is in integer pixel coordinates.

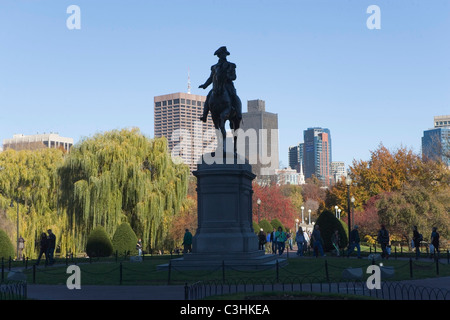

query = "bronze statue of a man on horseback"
[{"left": 199, "top": 46, "right": 243, "bottom": 155}]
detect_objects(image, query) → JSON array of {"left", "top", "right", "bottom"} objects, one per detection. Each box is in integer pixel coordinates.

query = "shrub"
[
  {"left": 85, "top": 226, "right": 113, "bottom": 257},
  {"left": 259, "top": 219, "right": 273, "bottom": 233},
  {"left": 315, "top": 210, "right": 348, "bottom": 251},
  {"left": 0, "top": 229, "right": 14, "bottom": 260},
  {"left": 252, "top": 221, "right": 260, "bottom": 234},
  {"left": 270, "top": 218, "right": 284, "bottom": 232},
  {"left": 112, "top": 223, "right": 138, "bottom": 256}
]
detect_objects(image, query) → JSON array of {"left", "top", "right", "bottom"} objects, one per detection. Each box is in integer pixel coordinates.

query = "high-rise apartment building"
[
  {"left": 239, "top": 99, "right": 279, "bottom": 177},
  {"left": 303, "top": 127, "right": 332, "bottom": 186},
  {"left": 3, "top": 133, "right": 73, "bottom": 152},
  {"left": 154, "top": 92, "right": 215, "bottom": 172},
  {"left": 422, "top": 115, "right": 450, "bottom": 166}
]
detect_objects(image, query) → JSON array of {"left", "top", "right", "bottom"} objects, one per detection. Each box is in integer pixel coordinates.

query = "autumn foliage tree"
[
  {"left": 252, "top": 182, "right": 296, "bottom": 230},
  {"left": 326, "top": 143, "right": 450, "bottom": 243}
]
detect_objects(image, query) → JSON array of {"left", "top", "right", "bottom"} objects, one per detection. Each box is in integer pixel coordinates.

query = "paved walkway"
[{"left": 26, "top": 284, "right": 186, "bottom": 300}]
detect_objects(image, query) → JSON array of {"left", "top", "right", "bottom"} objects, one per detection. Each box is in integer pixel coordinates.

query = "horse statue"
[{"left": 199, "top": 46, "right": 243, "bottom": 156}]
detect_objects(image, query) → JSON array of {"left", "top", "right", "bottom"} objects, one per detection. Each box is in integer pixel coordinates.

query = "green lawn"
[{"left": 4, "top": 254, "right": 449, "bottom": 286}]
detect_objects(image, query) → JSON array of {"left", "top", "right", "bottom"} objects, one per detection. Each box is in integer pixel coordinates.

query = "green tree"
[
  {"left": 86, "top": 226, "right": 113, "bottom": 258},
  {"left": 0, "top": 229, "right": 15, "bottom": 259},
  {"left": 58, "top": 128, "right": 189, "bottom": 253},
  {"left": 112, "top": 222, "right": 138, "bottom": 256},
  {"left": 0, "top": 148, "right": 66, "bottom": 258},
  {"left": 376, "top": 184, "right": 449, "bottom": 245}
]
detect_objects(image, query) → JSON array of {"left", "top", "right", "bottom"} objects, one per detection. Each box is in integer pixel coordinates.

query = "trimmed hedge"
[
  {"left": 252, "top": 221, "right": 260, "bottom": 234},
  {"left": 270, "top": 218, "right": 285, "bottom": 232},
  {"left": 315, "top": 210, "right": 348, "bottom": 251},
  {"left": 86, "top": 226, "right": 113, "bottom": 257},
  {"left": 112, "top": 223, "right": 138, "bottom": 256},
  {"left": 259, "top": 219, "right": 273, "bottom": 233},
  {"left": 0, "top": 229, "right": 14, "bottom": 260}
]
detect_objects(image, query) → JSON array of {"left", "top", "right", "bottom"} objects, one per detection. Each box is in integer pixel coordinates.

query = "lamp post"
[
  {"left": 334, "top": 205, "right": 338, "bottom": 218},
  {"left": 301, "top": 206, "right": 304, "bottom": 224},
  {"left": 351, "top": 196, "right": 355, "bottom": 229},
  {"left": 338, "top": 208, "right": 341, "bottom": 220},
  {"left": 10, "top": 199, "right": 19, "bottom": 261},
  {"left": 256, "top": 198, "right": 261, "bottom": 224},
  {"left": 308, "top": 209, "right": 311, "bottom": 225},
  {"left": 346, "top": 176, "right": 352, "bottom": 243}
]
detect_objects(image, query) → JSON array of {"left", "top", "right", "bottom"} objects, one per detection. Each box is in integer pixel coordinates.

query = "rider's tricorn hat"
[{"left": 214, "top": 46, "right": 230, "bottom": 56}]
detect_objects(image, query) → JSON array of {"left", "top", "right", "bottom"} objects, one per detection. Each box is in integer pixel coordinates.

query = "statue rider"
[{"left": 198, "top": 46, "right": 242, "bottom": 123}]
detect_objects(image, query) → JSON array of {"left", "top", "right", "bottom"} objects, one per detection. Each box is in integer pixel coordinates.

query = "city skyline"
[{"left": 0, "top": 1, "right": 449, "bottom": 170}]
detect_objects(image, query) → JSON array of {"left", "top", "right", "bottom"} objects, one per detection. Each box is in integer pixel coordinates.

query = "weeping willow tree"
[
  {"left": 58, "top": 128, "right": 189, "bottom": 254},
  {"left": 0, "top": 148, "right": 66, "bottom": 258}
]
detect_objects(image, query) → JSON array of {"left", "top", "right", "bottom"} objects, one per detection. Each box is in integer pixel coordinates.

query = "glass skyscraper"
[{"left": 303, "top": 127, "right": 332, "bottom": 186}]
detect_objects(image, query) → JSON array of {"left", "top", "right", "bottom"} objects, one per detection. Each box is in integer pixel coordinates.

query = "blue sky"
[{"left": 0, "top": 0, "right": 449, "bottom": 169}]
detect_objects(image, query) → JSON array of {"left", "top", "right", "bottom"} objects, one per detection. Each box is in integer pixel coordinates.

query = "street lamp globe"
[
  {"left": 257, "top": 198, "right": 261, "bottom": 205},
  {"left": 345, "top": 176, "right": 352, "bottom": 186}
]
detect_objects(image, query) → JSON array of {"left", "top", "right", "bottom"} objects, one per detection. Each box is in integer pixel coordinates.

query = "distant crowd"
[{"left": 257, "top": 224, "right": 442, "bottom": 259}]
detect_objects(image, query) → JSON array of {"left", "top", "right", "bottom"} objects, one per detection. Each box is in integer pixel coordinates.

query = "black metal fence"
[
  {"left": 0, "top": 281, "right": 27, "bottom": 300},
  {"left": 184, "top": 278, "right": 450, "bottom": 300}
]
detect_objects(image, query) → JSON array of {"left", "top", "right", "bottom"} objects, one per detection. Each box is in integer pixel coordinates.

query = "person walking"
[
  {"left": 287, "top": 229, "right": 293, "bottom": 251},
  {"left": 46, "top": 229, "right": 56, "bottom": 265},
  {"left": 35, "top": 232, "right": 48, "bottom": 266},
  {"left": 270, "top": 228, "right": 277, "bottom": 254},
  {"left": 331, "top": 230, "right": 340, "bottom": 257},
  {"left": 296, "top": 226, "right": 305, "bottom": 256},
  {"left": 311, "top": 225, "right": 325, "bottom": 257},
  {"left": 258, "top": 228, "right": 267, "bottom": 251},
  {"left": 430, "top": 227, "right": 440, "bottom": 260},
  {"left": 377, "top": 225, "right": 390, "bottom": 259},
  {"left": 18, "top": 236, "right": 25, "bottom": 261},
  {"left": 182, "top": 229, "right": 193, "bottom": 254},
  {"left": 136, "top": 239, "right": 143, "bottom": 256},
  {"left": 347, "top": 225, "right": 361, "bottom": 258},
  {"left": 275, "top": 226, "right": 287, "bottom": 255},
  {"left": 412, "top": 226, "right": 422, "bottom": 260}
]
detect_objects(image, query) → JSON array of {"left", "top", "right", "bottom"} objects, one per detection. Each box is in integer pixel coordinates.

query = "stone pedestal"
[{"left": 159, "top": 153, "right": 282, "bottom": 270}]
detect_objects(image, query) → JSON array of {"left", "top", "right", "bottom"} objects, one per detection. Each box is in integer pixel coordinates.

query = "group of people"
[
  {"left": 257, "top": 223, "right": 442, "bottom": 260},
  {"left": 412, "top": 226, "right": 441, "bottom": 260},
  {"left": 36, "top": 229, "right": 56, "bottom": 266},
  {"left": 346, "top": 224, "right": 441, "bottom": 260},
  {"left": 258, "top": 227, "right": 293, "bottom": 256}
]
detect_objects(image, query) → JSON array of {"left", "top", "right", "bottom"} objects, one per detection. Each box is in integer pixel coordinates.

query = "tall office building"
[
  {"left": 3, "top": 133, "right": 73, "bottom": 152},
  {"left": 288, "top": 143, "right": 304, "bottom": 173},
  {"left": 239, "top": 99, "right": 279, "bottom": 177},
  {"left": 422, "top": 115, "right": 450, "bottom": 166},
  {"left": 303, "top": 127, "right": 332, "bottom": 186},
  {"left": 154, "top": 92, "right": 215, "bottom": 172},
  {"left": 434, "top": 115, "right": 450, "bottom": 128},
  {"left": 330, "top": 161, "right": 347, "bottom": 184},
  {"left": 288, "top": 145, "right": 299, "bottom": 171}
]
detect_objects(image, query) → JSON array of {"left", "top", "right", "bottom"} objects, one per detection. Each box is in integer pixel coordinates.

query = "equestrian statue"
[{"left": 199, "top": 46, "right": 243, "bottom": 155}]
